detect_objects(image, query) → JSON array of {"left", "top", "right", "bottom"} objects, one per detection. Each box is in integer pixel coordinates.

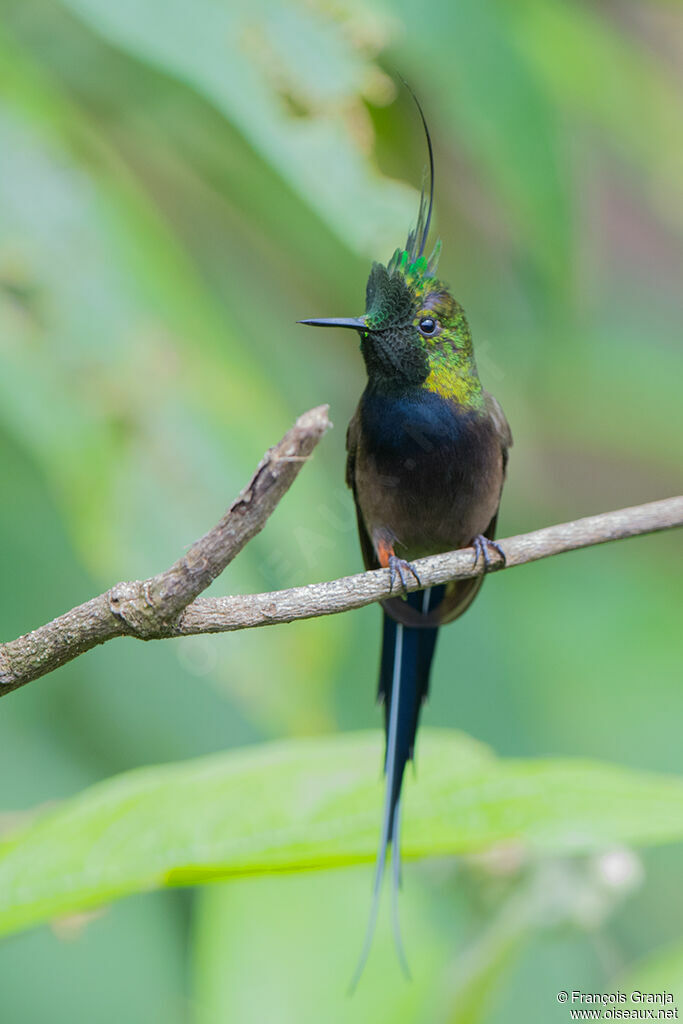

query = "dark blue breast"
[{"left": 359, "top": 386, "right": 472, "bottom": 462}]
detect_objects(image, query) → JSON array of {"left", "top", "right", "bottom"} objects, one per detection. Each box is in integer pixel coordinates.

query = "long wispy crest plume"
[{"left": 399, "top": 77, "right": 435, "bottom": 261}]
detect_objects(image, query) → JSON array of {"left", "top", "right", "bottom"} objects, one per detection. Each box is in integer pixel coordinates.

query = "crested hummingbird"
[{"left": 299, "top": 93, "right": 512, "bottom": 983}]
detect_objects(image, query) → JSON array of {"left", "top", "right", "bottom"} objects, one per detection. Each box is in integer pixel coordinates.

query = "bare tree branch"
[
  {"left": 0, "top": 402, "right": 680, "bottom": 699},
  {"left": 176, "top": 495, "right": 683, "bottom": 635},
  {"left": 0, "top": 406, "right": 331, "bottom": 696}
]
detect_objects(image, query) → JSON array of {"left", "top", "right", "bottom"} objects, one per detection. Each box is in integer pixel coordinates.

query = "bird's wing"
[
  {"left": 485, "top": 390, "right": 513, "bottom": 471},
  {"left": 346, "top": 406, "right": 380, "bottom": 572},
  {"left": 345, "top": 406, "right": 360, "bottom": 491},
  {"left": 349, "top": 409, "right": 433, "bottom": 624}
]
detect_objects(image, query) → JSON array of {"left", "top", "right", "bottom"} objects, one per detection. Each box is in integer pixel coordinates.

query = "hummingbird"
[{"left": 299, "top": 94, "right": 512, "bottom": 982}]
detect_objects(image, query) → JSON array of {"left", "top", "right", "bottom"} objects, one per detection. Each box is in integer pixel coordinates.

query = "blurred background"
[{"left": 0, "top": 0, "right": 681, "bottom": 1020}]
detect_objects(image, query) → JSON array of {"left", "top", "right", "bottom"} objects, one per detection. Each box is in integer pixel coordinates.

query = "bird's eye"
[{"left": 418, "top": 317, "right": 438, "bottom": 336}]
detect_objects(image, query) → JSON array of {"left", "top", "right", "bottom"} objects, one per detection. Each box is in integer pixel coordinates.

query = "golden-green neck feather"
[{"left": 415, "top": 283, "right": 484, "bottom": 409}]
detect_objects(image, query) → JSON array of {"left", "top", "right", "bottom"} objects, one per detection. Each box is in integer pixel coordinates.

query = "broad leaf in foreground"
[{"left": 2, "top": 729, "right": 683, "bottom": 938}]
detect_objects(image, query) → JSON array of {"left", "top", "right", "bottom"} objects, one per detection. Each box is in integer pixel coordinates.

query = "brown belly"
[{"left": 354, "top": 409, "right": 504, "bottom": 562}]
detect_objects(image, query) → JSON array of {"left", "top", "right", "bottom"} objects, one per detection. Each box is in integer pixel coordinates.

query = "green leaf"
[
  {"left": 53, "top": 0, "right": 417, "bottom": 254},
  {"left": 2, "top": 729, "right": 683, "bottom": 939}
]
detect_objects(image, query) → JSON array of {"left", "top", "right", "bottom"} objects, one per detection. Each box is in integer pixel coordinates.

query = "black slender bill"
[{"left": 298, "top": 317, "right": 366, "bottom": 330}]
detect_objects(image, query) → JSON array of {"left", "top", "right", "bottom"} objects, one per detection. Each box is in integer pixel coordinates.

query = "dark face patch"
[
  {"left": 361, "top": 263, "right": 428, "bottom": 386},
  {"left": 360, "top": 325, "right": 429, "bottom": 387}
]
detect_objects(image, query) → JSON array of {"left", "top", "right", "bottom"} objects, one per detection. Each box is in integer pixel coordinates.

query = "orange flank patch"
[{"left": 375, "top": 537, "right": 395, "bottom": 568}]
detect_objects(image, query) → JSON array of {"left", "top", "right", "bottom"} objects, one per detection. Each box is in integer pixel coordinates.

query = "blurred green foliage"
[
  {"left": 0, "top": 0, "right": 681, "bottom": 1021},
  {"left": 6, "top": 730, "right": 683, "bottom": 941}
]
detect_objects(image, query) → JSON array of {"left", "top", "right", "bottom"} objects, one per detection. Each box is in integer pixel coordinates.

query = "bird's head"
[{"left": 300, "top": 93, "right": 482, "bottom": 405}]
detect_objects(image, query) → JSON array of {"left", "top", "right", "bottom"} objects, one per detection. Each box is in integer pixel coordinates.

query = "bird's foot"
[
  {"left": 388, "top": 555, "right": 421, "bottom": 594},
  {"left": 472, "top": 535, "right": 506, "bottom": 571}
]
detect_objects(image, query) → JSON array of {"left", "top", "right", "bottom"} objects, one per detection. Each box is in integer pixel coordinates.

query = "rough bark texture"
[
  {"left": 0, "top": 408, "right": 680, "bottom": 699},
  {"left": 0, "top": 405, "right": 331, "bottom": 695},
  {"left": 176, "top": 496, "right": 683, "bottom": 633}
]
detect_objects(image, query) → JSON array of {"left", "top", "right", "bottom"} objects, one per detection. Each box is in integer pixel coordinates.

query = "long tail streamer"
[{"left": 350, "top": 586, "right": 444, "bottom": 990}]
